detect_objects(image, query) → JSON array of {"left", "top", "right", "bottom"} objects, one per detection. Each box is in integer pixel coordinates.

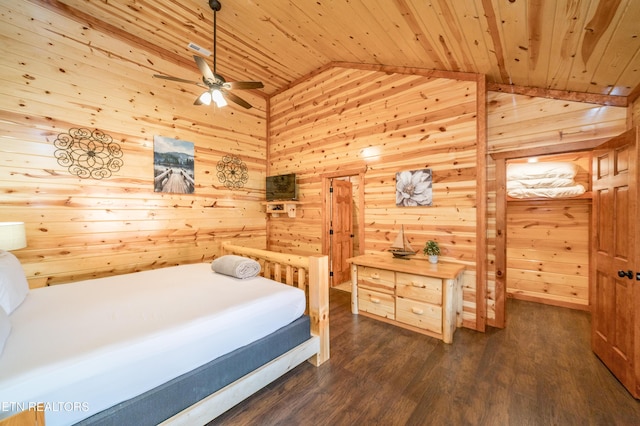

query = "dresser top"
[{"left": 347, "top": 254, "right": 465, "bottom": 280}]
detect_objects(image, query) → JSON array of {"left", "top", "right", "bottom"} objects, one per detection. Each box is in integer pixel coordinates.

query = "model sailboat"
[{"left": 388, "top": 225, "right": 416, "bottom": 258}]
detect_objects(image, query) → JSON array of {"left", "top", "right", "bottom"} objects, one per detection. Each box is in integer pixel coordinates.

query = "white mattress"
[{"left": 0, "top": 263, "right": 306, "bottom": 425}]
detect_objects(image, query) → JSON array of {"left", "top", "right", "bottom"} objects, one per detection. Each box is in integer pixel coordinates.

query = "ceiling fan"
[{"left": 153, "top": 0, "right": 264, "bottom": 109}]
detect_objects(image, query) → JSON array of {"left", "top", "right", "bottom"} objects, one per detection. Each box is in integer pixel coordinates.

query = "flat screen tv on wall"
[{"left": 266, "top": 173, "right": 297, "bottom": 201}]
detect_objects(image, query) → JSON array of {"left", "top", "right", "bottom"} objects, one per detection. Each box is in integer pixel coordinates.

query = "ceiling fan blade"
[
  {"left": 223, "top": 81, "right": 264, "bottom": 90},
  {"left": 222, "top": 90, "right": 253, "bottom": 109},
  {"left": 153, "top": 74, "right": 202, "bottom": 86},
  {"left": 193, "top": 55, "right": 216, "bottom": 83}
]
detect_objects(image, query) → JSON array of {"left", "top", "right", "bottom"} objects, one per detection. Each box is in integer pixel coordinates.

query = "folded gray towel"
[{"left": 211, "top": 255, "right": 261, "bottom": 279}]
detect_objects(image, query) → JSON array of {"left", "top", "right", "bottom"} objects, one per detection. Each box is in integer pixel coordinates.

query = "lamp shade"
[{"left": 0, "top": 222, "right": 27, "bottom": 251}]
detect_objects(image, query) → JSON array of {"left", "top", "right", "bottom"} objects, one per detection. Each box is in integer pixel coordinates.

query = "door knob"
[{"left": 618, "top": 270, "right": 633, "bottom": 279}]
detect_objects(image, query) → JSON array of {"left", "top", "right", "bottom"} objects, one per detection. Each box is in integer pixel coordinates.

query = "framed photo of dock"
[{"left": 153, "top": 136, "right": 195, "bottom": 194}]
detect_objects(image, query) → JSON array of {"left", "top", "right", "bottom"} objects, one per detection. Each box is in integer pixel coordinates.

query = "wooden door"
[
  {"left": 330, "top": 179, "right": 353, "bottom": 286},
  {"left": 591, "top": 127, "right": 639, "bottom": 398}
]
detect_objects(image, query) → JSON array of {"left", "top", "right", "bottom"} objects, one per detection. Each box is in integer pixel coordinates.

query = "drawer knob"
[
  {"left": 411, "top": 281, "right": 424, "bottom": 288},
  {"left": 371, "top": 273, "right": 380, "bottom": 279},
  {"left": 371, "top": 297, "right": 381, "bottom": 304},
  {"left": 411, "top": 307, "right": 424, "bottom": 315}
]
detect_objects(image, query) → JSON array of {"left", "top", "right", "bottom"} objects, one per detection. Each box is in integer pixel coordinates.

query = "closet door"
[{"left": 591, "top": 127, "right": 639, "bottom": 398}]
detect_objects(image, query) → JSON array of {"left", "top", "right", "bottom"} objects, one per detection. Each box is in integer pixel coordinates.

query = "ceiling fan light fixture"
[
  {"left": 212, "top": 89, "right": 227, "bottom": 107},
  {"left": 152, "top": 0, "right": 261, "bottom": 109},
  {"left": 198, "top": 91, "right": 213, "bottom": 106}
]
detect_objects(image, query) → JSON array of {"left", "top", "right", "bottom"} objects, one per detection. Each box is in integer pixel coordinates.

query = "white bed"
[{"left": 0, "top": 244, "right": 330, "bottom": 426}]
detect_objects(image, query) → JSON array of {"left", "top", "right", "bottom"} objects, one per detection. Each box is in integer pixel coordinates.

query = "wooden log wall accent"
[
  {"left": 0, "top": 2, "right": 268, "bottom": 286},
  {"left": 268, "top": 65, "right": 481, "bottom": 330},
  {"left": 632, "top": 97, "right": 640, "bottom": 128},
  {"left": 486, "top": 91, "right": 628, "bottom": 325},
  {"left": 506, "top": 152, "right": 592, "bottom": 310}
]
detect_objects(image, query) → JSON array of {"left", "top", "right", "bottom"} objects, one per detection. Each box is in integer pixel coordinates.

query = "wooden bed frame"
[
  {"left": 0, "top": 243, "right": 330, "bottom": 426},
  {"left": 161, "top": 243, "right": 330, "bottom": 425}
]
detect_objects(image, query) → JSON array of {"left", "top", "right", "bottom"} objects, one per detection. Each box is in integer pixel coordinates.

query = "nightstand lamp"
[{"left": 0, "top": 222, "right": 27, "bottom": 254}]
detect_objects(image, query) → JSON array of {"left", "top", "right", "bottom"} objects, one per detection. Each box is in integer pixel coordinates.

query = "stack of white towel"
[{"left": 506, "top": 162, "right": 585, "bottom": 199}]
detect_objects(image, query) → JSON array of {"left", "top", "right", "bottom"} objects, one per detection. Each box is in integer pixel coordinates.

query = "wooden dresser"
[{"left": 347, "top": 254, "right": 464, "bottom": 343}]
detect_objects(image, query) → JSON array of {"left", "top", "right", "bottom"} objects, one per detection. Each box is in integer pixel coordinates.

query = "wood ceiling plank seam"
[
  {"left": 480, "top": 0, "right": 510, "bottom": 84},
  {"left": 394, "top": 0, "right": 448, "bottom": 70},
  {"left": 545, "top": 0, "right": 585, "bottom": 92},
  {"left": 317, "top": 0, "right": 397, "bottom": 64},
  {"left": 447, "top": 0, "right": 499, "bottom": 81},
  {"left": 239, "top": 2, "right": 337, "bottom": 67},
  {"left": 568, "top": 0, "right": 627, "bottom": 93},
  {"left": 419, "top": 0, "right": 477, "bottom": 73},
  {"left": 361, "top": 0, "right": 431, "bottom": 66},
  {"left": 396, "top": 0, "right": 458, "bottom": 70},
  {"left": 494, "top": 0, "right": 530, "bottom": 86},
  {"left": 579, "top": 0, "right": 640, "bottom": 96},
  {"left": 527, "top": 0, "right": 559, "bottom": 91},
  {"left": 252, "top": 0, "right": 366, "bottom": 66}
]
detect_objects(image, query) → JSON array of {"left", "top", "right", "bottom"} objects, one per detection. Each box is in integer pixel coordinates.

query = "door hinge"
[
  {"left": 329, "top": 229, "right": 334, "bottom": 235},
  {"left": 329, "top": 271, "right": 334, "bottom": 277},
  {"left": 329, "top": 186, "right": 334, "bottom": 193}
]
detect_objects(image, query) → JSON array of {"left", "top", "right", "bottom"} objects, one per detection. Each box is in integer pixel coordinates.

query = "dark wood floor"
[{"left": 209, "top": 289, "right": 640, "bottom": 426}]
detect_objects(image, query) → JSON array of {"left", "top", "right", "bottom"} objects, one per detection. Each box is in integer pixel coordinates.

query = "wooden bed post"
[
  {"left": 220, "top": 242, "right": 330, "bottom": 366},
  {"left": 308, "top": 254, "right": 330, "bottom": 366}
]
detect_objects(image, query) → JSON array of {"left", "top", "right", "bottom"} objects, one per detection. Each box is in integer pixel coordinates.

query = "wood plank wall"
[
  {"left": 268, "top": 65, "right": 481, "bottom": 329},
  {"left": 486, "top": 92, "right": 627, "bottom": 323},
  {"left": 0, "top": 2, "right": 268, "bottom": 286},
  {"left": 506, "top": 151, "right": 591, "bottom": 310},
  {"left": 632, "top": 97, "right": 640, "bottom": 127}
]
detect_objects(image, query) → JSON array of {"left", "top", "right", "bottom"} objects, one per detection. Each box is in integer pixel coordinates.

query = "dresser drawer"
[
  {"left": 358, "top": 288, "right": 395, "bottom": 319},
  {"left": 396, "top": 297, "right": 442, "bottom": 333},
  {"left": 357, "top": 266, "right": 395, "bottom": 294},
  {"left": 396, "top": 273, "right": 442, "bottom": 305}
]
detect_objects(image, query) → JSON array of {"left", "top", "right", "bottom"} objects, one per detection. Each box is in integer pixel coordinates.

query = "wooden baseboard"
[{"left": 507, "top": 291, "right": 589, "bottom": 312}]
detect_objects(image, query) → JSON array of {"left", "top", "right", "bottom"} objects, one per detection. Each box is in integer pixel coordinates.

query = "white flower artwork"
[{"left": 395, "top": 169, "right": 433, "bottom": 206}]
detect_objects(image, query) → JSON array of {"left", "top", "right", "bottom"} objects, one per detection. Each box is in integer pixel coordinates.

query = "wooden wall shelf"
[
  {"left": 262, "top": 201, "right": 301, "bottom": 218},
  {"left": 506, "top": 192, "right": 593, "bottom": 203}
]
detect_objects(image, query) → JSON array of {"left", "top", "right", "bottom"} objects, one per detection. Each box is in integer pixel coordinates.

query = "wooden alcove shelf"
[
  {"left": 506, "top": 191, "right": 593, "bottom": 203},
  {"left": 262, "top": 201, "right": 301, "bottom": 218}
]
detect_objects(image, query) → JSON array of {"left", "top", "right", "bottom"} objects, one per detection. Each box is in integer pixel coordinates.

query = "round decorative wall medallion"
[
  {"left": 216, "top": 155, "right": 248, "bottom": 189},
  {"left": 53, "top": 128, "right": 123, "bottom": 179}
]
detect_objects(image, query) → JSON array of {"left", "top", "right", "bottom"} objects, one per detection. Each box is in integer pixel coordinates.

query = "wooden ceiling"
[{"left": 51, "top": 0, "right": 640, "bottom": 100}]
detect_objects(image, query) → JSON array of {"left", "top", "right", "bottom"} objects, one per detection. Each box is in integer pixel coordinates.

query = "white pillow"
[
  {"left": 0, "top": 251, "right": 29, "bottom": 314},
  {"left": 0, "top": 306, "right": 10, "bottom": 355}
]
